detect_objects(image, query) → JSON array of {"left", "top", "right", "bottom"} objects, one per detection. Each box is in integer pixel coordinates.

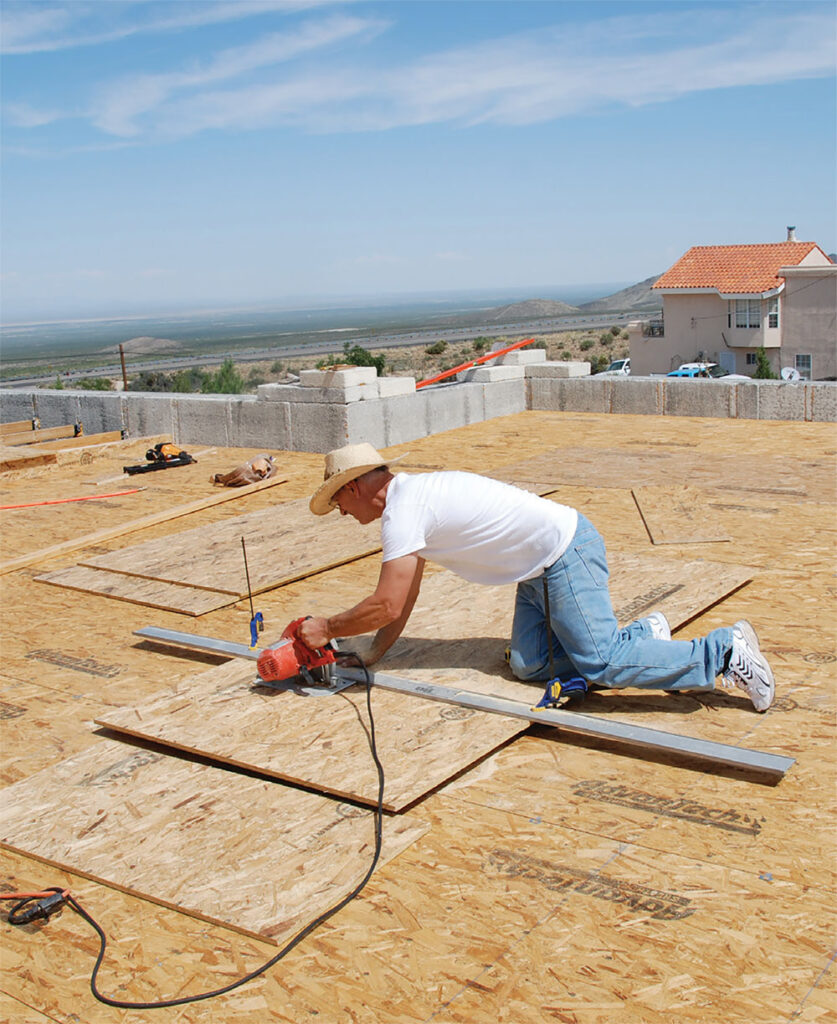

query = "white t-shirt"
[{"left": 381, "top": 471, "right": 578, "bottom": 585}]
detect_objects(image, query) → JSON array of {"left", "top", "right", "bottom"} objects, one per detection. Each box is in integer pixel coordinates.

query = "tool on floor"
[
  {"left": 241, "top": 537, "right": 264, "bottom": 648},
  {"left": 123, "top": 442, "right": 196, "bottom": 476},
  {"left": 532, "top": 577, "right": 588, "bottom": 711},
  {"left": 133, "top": 624, "right": 795, "bottom": 779}
]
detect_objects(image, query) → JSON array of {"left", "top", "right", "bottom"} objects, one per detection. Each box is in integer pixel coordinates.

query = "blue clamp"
[
  {"left": 249, "top": 611, "right": 264, "bottom": 649},
  {"left": 531, "top": 675, "right": 588, "bottom": 711}
]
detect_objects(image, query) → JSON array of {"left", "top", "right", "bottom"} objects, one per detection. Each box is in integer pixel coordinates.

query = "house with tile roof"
[{"left": 630, "top": 230, "right": 836, "bottom": 379}]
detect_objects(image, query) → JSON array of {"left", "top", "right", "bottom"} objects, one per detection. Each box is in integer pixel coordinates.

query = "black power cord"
[{"left": 5, "top": 657, "right": 384, "bottom": 1010}]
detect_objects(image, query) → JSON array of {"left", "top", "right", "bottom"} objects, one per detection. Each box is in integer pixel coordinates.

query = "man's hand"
[{"left": 297, "top": 616, "right": 331, "bottom": 651}]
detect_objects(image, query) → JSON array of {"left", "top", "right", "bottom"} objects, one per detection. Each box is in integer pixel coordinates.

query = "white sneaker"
[
  {"left": 723, "top": 620, "right": 775, "bottom": 712},
  {"left": 646, "top": 611, "right": 671, "bottom": 641}
]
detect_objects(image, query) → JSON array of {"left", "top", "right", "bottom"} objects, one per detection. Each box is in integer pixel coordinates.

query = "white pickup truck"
[{"left": 597, "top": 358, "right": 630, "bottom": 377}]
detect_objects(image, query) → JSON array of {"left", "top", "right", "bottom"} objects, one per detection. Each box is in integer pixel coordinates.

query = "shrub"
[
  {"left": 75, "top": 377, "right": 113, "bottom": 391},
  {"left": 532, "top": 339, "right": 547, "bottom": 350},
  {"left": 579, "top": 338, "right": 594, "bottom": 351},
  {"left": 472, "top": 337, "right": 489, "bottom": 352},
  {"left": 753, "top": 346, "right": 777, "bottom": 379},
  {"left": 610, "top": 325, "right": 622, "bottom": 335},
  {"left": 343, "top": 342, "right": 386, "bottom": 376},
  {"left": 599, "top": 333, "right": 613, "bottom": 346},
  {"left": 425, "top": 340, "right": 448, "bottom": 356},
  {"left": 202, "top": 358, "right": 246, "bottom": 394},
  {"left": 170, "top": 368, "right": 205, "bottom": 392},
  {"left": 560, "top": 349, "right": 572, "bottom": 360},
  {"left": 270, "top": 360, "right": 283, "bottom": 374},
  {"left": 132, "top": 370, "right": 173, "bottom": 392}
]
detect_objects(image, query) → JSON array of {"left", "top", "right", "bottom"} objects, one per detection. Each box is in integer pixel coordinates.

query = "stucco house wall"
[{"left": 779, "top": 265, "right": 837, "bottom": 380}]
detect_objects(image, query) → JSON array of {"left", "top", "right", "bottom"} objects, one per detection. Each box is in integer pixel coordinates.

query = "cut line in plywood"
[
  {"left": 80, "top": 498, "right": 381, "bottom": 597},
  {"left": 36, "top": 565, "right": 236, "bottom": 616},
  {"left": 0, "top": 739, "right": 429, "bottom": 944},
  {"left": 632, "top": 485, "right": 732, "bottom": 545},
  {"left": 96, "top": 658, "right": 526, "bottom": 811}
]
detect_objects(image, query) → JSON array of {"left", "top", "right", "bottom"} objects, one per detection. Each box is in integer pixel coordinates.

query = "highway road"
[{"left": 1, "top": 312, "right": 637, "bottom": 388}]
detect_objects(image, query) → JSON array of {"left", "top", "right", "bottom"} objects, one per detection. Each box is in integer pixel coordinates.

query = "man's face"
[{"left": 334, "top": 479, "right": 375, "bottom": 523}]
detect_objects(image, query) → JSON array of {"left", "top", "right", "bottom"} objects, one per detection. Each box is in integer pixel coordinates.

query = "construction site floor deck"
[{"left": 0, "top": 411, "right": 834, "bottom": 1023}]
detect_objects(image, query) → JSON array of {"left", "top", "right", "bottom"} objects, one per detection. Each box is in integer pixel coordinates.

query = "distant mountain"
[
  {"left": 101, "top": 336, "right": 184, "bottom": 355},
  {"left": 578, "top": 275, "right": 662, "bottom": 313},
  {"left": 478, "top": 298, "right": 580, "bottom": 322},
  {"left": 828, "top": 253, "right": 836, "bottom": 264}
]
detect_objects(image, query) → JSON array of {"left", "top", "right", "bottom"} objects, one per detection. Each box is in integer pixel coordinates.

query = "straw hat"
[{"left": 309, "top": 442, "right": 406, "bottom": 515}]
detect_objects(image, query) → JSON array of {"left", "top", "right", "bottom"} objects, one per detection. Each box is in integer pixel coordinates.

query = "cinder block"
[
  {"left": 419, "top": 382, "right": 476, "bottom": 434},
  {"left": 527, "top": 377, "right": 610, "bottom": 413},
  {"left": 123, "top": 393, "right": 176, "bottom": 439},
  {"left": 609, "top": 378, "right": 664, "bottom": 416},
  {"left": 229, "top": 397, "right": 292, "bottom": 449},
  {"left": 31, "top": 391, "right": 81, "bottom": 428},
  {"left": 299, "top": 366, "right": 377, "bottom": 389},
  {"left": 69, "top": 392, "right": 123, "bottom": 434},
  {"left": 0, "top": 390, "right": 36, "bottom": 423},
  {"left": 525, "top": 362, "right": 591, "bottom": 379},
  {"left": 748, "top": 381, "right": 806, "bottom": 422},
  {"left": 456, "top": 365, "right": 525, "bottom": 383},
  {"left": 287, "top": 400, "right": 350, "bottom": 453},
  {"left": 173, "top": 395, "right": 233, "bottom": 447},
  {"left": 663, "top": 380, "right": 735, "bottom": 420},
  {"left": 380, "top": 392, "right": 430, "bottom": 446},
  {"left": 344, "top": 398, "right": 389, "bottom": 449},
  {"left": 482, "top": 378, "right": 527, "bottom": 419},
  {"left": 376, "top": 376, "right": 416, "bottom": 397},
  {"left": 491, "top": 349, "right": 547, "bottom": 366},
  {"left": 258, "top": 381, "right": 375, "bottom": 404},
  {"left": 807, "top": 382, "right": 837, "bottom": 422}
]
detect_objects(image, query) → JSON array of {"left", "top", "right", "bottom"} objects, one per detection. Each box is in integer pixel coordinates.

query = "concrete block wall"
[{"left": 2, "top": 373, "right": 834, "bottom": 455}]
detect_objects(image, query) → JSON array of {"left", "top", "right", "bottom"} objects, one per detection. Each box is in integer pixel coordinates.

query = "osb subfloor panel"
[
  {"left": 78, "top": 497, "right": 381, "bottom": 596},
  {"left": 94, "top": 551, "right": 751, "bottom": 812},
  {"left": 36, "top": 564, "right": 237, "bottom": 615},
  {"left": 96, "top": 657, "right": 525, "bottom": 812},
  {"left": 0, "top": 738, "right": 429, "bottom": 943},
  {"left": 632, "top": 484, "right": 732, "bottom": 544},
  {"left": 1, "top": 411, "right": 834, "bottom": 1022}
]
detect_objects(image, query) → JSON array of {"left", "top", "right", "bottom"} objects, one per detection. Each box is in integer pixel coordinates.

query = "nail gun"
[{"left": 256, "top": 617, "right": 339, "bottom": 690}]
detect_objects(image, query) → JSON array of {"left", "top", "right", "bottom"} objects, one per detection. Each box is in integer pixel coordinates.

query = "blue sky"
[{"left": 1, "top": 0, "right": 835, "bottom": 321}]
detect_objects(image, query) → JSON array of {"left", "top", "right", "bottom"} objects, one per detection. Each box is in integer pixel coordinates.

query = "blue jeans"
[{"left": 509, "top": 514, "right": 732, "bottom": 692}]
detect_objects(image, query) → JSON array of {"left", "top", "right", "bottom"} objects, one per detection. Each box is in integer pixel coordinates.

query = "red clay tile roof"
[{"left": 653, "top": 242, "right": 827, "bottom": 294}]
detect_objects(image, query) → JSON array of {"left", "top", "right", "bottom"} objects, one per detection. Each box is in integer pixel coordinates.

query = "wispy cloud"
[
  {"left": 0, "top": 0, "right": 337, "bottom": 54},
  {"left": 4, "top": 6, "right": 835, "bottom": 145},
  {"left": 91, "top": 14, "right": 384, "bottom": 136}
]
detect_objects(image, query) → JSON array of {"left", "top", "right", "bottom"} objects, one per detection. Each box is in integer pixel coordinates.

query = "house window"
[
  {"left": 768, "top": 297, "right": 779, "bottom": 329},
  {"left": 746, "top": 353, "right": 758, "bottom": 365},
  {"left": 795, "top": 354, "right": 812, "bottom": 380},
  {"left": 735, "top": 299, "right": 761, "bottom": 328}
]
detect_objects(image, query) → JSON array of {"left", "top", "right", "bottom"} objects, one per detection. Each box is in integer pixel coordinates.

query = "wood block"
[
  {"left": 95, "top": 658, "right": 525, "bottom": 812},
  {"left": 2, "top": 424, "right": 77, "bottom": 446},
  {"left": 36, "top": 565, "right": 236, "bottom": 616},
  {"left": 632, "top": 485, "right": 732, "bottom": 544},
  {"left": 0, "top": 739, "right": 429, "bottom": 943},
  {"left": 81, "top": 498, "right": 381, "bottom": 596}
]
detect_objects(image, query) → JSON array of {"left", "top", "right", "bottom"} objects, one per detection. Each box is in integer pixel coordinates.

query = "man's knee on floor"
[{"left": 508, "top": 649, "right": 549, "bottom": 682}]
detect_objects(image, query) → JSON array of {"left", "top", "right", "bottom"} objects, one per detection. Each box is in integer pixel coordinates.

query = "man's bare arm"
[{"left": 297, "top": 555, "right": 424, "bottom": 653}]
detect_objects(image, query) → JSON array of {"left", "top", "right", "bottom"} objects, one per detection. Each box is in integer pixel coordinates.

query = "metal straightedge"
[{"left": 134, "top": 626, "right": 795, "bottom": 780}]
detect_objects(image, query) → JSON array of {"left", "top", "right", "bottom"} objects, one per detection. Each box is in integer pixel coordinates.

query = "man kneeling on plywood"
[{"left": 297, "top": 443, "right": 775, "bottom": 712}]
